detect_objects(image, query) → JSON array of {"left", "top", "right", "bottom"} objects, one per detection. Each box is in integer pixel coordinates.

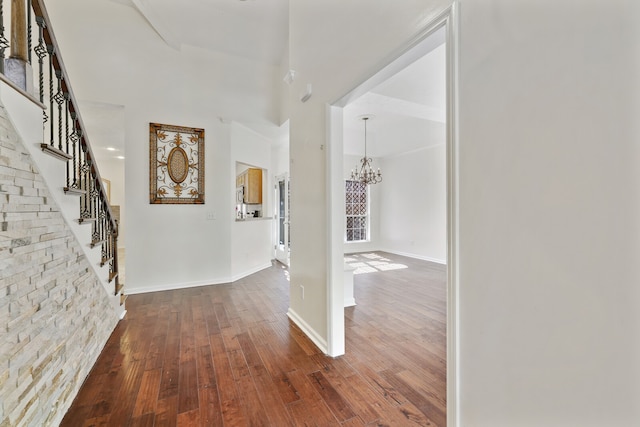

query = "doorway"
[
  {"left": 326, "top": 6, "right": 458, "bottom": 424},
  {"left": 275, "top": 173, "right": 290, "bottom": 266}
]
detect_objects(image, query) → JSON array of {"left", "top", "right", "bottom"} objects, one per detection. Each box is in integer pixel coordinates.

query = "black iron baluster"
[
  {"left": 70, "top": 114, "right": 79, "bottom": 188},
  {"left": 102, "top": 217, "right": 109, "bottom": 263},
  {"left": 0, "top": 1, "right": 8, "bottom": 74},
  {"left": 91, "top": 180, "right": 99, "bottom": 243},
  {"left": 64, "top": 92, "right": 70, "bottom": 188},
  {"left": 80, "top": 154, "right": 91, "bottom": 220},
  {"left": 54, "top": 70, "right": 65, "bottom": 151},
  {"left": 47, "top": 44, "right": 54, "bottom": 147}
]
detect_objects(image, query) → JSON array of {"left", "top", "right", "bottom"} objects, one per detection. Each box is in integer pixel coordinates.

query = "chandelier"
[{"left": 351, "top": 116, "right": 382, "bottom": 185}]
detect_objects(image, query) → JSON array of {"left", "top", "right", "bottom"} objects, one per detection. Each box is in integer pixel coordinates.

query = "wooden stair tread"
[
  {"left": 100, "top": 256, "right": 113, "bottom": 267},
  {"left": 78, "top": 217, "right": 96, "bottom": 224},
  {"left": 90, "top": 239, "right": 106, "bottom": 248},
  {"left": 108, "top": 272, "right": 118, "bottom": 283},
  {"left": 64, "top": 187, "right": 85, "bottom": 196},
  {"left": 40, "top": 143, "right": 72, "bottom": 161},
  {"left": 119, "top": 293, "right": 127, "bottom": 306}
]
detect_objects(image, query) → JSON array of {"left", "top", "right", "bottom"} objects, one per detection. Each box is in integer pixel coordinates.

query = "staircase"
[{"left": 0, "top": 0, "right": 125, "bottom": 315}]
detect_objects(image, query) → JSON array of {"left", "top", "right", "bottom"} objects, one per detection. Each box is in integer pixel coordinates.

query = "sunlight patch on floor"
[{"left": 345, "top": 253, "right": 408, "bottom": 275}]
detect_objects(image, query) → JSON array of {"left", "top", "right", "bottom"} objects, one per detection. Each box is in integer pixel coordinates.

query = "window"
[{"left": 345, "top": 180, "right": 368, "bottom": 242}]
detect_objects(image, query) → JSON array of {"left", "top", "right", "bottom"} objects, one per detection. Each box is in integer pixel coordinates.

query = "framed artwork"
[{"left": 149, "top": 122, "right": 205, "bottom": 204}]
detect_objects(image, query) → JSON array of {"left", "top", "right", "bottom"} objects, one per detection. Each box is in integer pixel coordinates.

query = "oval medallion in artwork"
[{"left": 167, "top": 147, "right": 189, "bottom": 183}]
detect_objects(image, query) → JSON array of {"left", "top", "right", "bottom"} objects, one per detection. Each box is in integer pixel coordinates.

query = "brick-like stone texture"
[{"left": 0, "top": 103, "right": 119, "bottom": 426}]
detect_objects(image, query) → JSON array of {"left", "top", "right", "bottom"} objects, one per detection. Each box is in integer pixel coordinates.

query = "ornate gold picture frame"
[{"left": 149, "top": 123, "right": 205, "bottom": 204}]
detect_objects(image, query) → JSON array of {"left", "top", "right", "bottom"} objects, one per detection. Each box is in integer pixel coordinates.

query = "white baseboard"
[
  {"left": 344, "top": 298, "right": 356, "bottom": 307},
  {"left": 126, "top": 277, "right": 230, "bottom": 295},
  {"left": 230, "top": 262, "right": 273, "bottom": 282},
  {"left": 124, "top": 263, "right": 273, "bottom": 295},
  {"left": 380, "top": 248, "right": 447, "bottom": 265},
  {"left": 287, "top": 308, "right": 328, "bottom": 354}
]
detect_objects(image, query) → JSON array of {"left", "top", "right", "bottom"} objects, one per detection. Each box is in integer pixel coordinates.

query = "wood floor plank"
[
  {"left": 154, "top": 395, "right": 178, "bottom": 427},
  {"left": 198, "top": 386, "right": 224, "bottom": 426},
  {"left": 132, "top": 368, "right": 161, "bottom": 417},
  {"left": 176, "top": 408, "right": 200, "bottom": 426},
  {"left": 250, "top": 364, "right": 296, "bottom": 426},
  {"left": 158, "top": 312, "right": 181, "bottom": 400},
  {"left": 129, "top": 412, "right": 155, "bottom": 427},
  {"left": 177, "top": 360, "right": 199, "bottom": 414},
  {"left": 309, "top": 356, "right": 380, "bottom": 424},
  {"left": 308, "top": 370, "right": 357, "bottom": 422},
  {"left": 60, "top": 252, "right": 446, "bottom": 427},
  {"left": 380, "top": 369, "right": 445, "bottom": 427}
]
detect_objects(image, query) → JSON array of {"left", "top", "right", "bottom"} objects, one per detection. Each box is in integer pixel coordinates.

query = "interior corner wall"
[
  {"left": 457, "top": 0, "right": 640, "bottom": 425},
  {"left": 343, "top": 154, "right": 381, "bottom": 254},
  {"left": 379, "top": 145, "right": 446, "bottom": 263},
  {"left": 230, "top": 123, "right": 274, "bottom": 280}
]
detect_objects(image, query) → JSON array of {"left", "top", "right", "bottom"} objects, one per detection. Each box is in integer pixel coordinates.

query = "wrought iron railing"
[{"left": 0, "top": 0, "right": 122, "bottom": 297}]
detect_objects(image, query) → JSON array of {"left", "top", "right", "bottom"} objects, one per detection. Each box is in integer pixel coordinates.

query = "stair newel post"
[
  {"left": 34, "top": 16, "right": 45, "bottom": 102},
  {"left": 26, "top": 0, "right": 30, "bottom": 63},
  {"left": 98, "top": 192, "right": 105, "bottom": 248},
  {"left": 112, "top": 231, "right": 120, "bottom": 293},
  {"left": 0, "top": 1, "right": 9, "bottom": 75},
  {"left": 102, "top": 202, "right": 109, "bottom": 263}
]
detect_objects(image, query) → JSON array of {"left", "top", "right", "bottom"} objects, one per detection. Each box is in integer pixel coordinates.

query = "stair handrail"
[
  {"left": 30, "top": 0, "right": 118, "bottom": 234},
  {"left": 0, "top": 0, "right": 121, "bottom": 295}
]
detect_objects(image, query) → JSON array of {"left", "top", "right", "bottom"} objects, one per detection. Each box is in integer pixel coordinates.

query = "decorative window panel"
[
  {"left": 345, "top": 180, "right": 368, "bottom": 242},
  {"left": 150, "top": 123, "right": 204, "bottom": 204}
]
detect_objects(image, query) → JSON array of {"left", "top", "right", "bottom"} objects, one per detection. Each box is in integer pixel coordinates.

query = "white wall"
[
  {"left": 292, "top": 0, "right": 640, "bottom": 424},
  {"left": 457, "top": 0, "right": 640, "bottom": 425},
  {"left": 343, "top": 154, "right": 381, "bottom": 254},
  {"left": 271, "top": 138, "right": 290, "bottom": 181},
  {"left": 379, "top": 144, "right": 446, "bottom": 263}
]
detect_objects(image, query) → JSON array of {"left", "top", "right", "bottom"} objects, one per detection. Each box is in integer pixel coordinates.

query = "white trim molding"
[
  {"left": 381, "top": 249, "right": 447, "bottom": 265},
  {"left": 287, "top": 308, "right": 329, "bottom": 354}
]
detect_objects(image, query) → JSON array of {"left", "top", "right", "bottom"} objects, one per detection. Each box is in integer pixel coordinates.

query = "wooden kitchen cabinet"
[{"left": 238, "top": 168, "right": 262, "bottom": 204}]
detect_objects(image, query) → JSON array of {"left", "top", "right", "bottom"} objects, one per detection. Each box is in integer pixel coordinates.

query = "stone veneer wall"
[{"left": 0, "top": 102, "right": 119, "bottom": 426}]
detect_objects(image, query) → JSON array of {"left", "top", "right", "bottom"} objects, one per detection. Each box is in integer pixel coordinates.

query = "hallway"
[{"left": 61, "top": 252, "right": 446, "bottom": 426}]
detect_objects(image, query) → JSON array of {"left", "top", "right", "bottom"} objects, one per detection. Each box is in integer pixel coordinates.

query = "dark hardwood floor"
[{"left": 61, "top": 251, "right": 446, "bottom": 426}]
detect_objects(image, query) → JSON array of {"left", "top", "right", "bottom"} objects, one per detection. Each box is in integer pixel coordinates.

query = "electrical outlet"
[
  {"left": 206, "top": 211, "right": 216, "bottom": 220},
  {"left": 300, "top": 285, "right": 304, "bottom": 300}
]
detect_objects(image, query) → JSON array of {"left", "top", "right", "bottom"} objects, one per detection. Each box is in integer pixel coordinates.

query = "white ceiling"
[
  {"left": 111, "top": 0, "right": 289, "bottom": 65},
  {"left": 62, "top": 1, "right": 445, "bottom": 160},
  {"left": 343, "top": 42, "right": 446, "bottom": 158}
]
